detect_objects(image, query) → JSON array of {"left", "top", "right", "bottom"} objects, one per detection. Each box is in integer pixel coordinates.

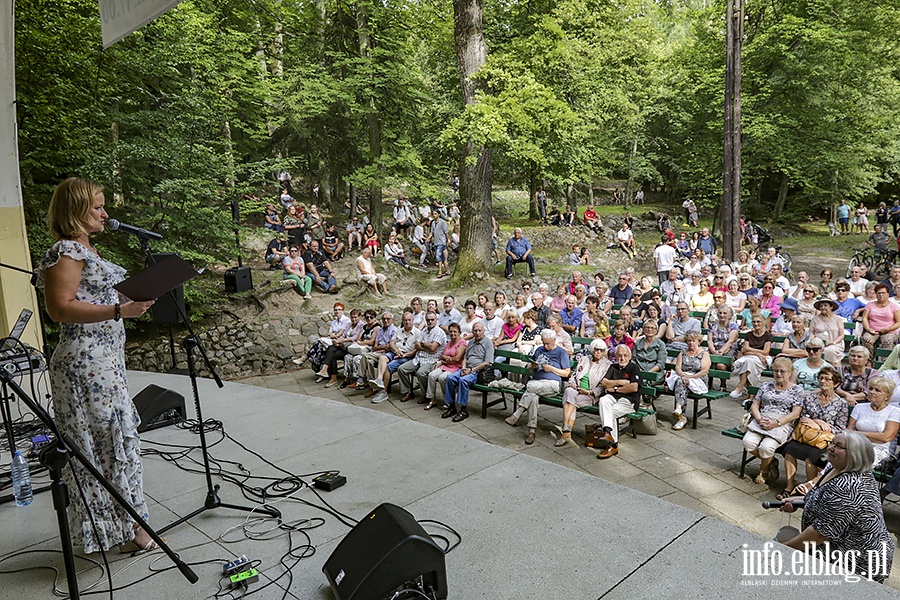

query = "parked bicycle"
[
  {"left": 872, "top": 249, "right": 898, "bottom": 280},
  {"left": 846, "top": 246, "right": 874, "bottom": 277}
]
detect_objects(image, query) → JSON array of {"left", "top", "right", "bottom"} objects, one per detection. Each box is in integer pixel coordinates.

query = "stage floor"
[{"left": 0, "top": 371, "right": 898, "bottom": 599}]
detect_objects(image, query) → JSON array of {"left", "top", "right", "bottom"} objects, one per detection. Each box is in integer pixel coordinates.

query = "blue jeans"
[
  {"left": 315, "top": 267, "right": 338, "bottom": 291},
  {"left": 505, "top": 255, "right": 536, "bottom": 277},
  {"left": 386, "top": 357, "right": 410, "bottom": 373},
  {"left": 444, "top": 371, "right": 478, "bottom": 407}
]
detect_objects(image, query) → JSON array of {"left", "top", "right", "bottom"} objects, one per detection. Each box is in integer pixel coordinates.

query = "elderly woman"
[
  {"left": 556, "top": 339, "right": 611, "bottom": 447},
  {"left": 779, "top": 366, "right": 848, "bottom": 496},
  {"left": 729, "top": 314, "right": 774, "bottom": 398},
  {"left": 731, "top": 250, "right": 757, "bottom": 277},
  {"left": 737, "top": 295, "right": 770, "bottom": 331},
  {"left": 789, "top": 337, "right": 827, "bottom": 391},
  {"left": 759, "top": 280, "right": 781, "bottom": 319},
  {"left": 780, "top": 432, "right": 894, "bottom": 583},
  {"left": 742, "top": 357, "right": 804, "bottom": 484},
  {"left": 550, "top": 284, "right": 568, "bottom": 314},
  {"left": 837, "top": 346, "right": 877, "bottom": 407},
  {"left": 725, "top": 279, "right": 747, "bottom": 312},
  {"left": 796, "top": 286, "right": 819, "bottom": 321},
  {"left": 860, "top": 283, "right": 900, "bottom": 357},
  {"left": 689, "top": 278, "right": 715, "bottom": 312},
  {"left": 296, "top": 302, "right": 351, "bottom": 370},
  {"left": 848, "top": 377, "right": 900, "bottom": 467},
  {"left": 779, "top": 315, "right": 811, "bottom": 359},
  {"left": 319, "top": 309, "right": 363, "bottom": 388},
  {"left": 817, "top": 269, "right": 835, "bottom": 299},
  {"left": 424, "top": 323, "right": 467, "bottom": 410},
  {"left": 808, "top": 298, "right": 845, "bottom": 367},
  {"left": 666, "top": 332, "right": 710, "bottom": 431},
  {"left": 707, "top": 304, "right": 739, "bottom": 369}
]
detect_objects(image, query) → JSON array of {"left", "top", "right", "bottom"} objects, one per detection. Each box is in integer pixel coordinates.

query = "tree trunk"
[
  {"left": 566, "top": 182, "right": 576, "bottom": 211},
  {"left": 773, "top": 173, "right": 789, "bottom": 219},
  {"left": 222, "top": 119, "right": 235, "bottom": 189},
  {"left": 110, "top": 120, "right": 123, "bottom": 205},
  {"left": 528, "top": 163, "right": 538, "bottom": 220},
  {"left": 587, "top": 182, "right": 594, "bottom": 204},
  {"left": 453, "top": 0, "right": 493, "bottom": 277},
  {"left": 356, "top": 1, "right": 383, "bottom": 231},
  {"left": 625, "top": 135, "right": 638, "bottom": 207}
]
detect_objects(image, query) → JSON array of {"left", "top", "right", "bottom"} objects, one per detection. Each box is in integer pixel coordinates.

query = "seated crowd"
[{"left": 289, "top": 229, "right": 900, "bottom": 502}]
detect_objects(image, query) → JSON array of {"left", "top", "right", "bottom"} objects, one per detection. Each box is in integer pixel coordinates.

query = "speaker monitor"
[
  {"left": 225, "top": 266, "right": 252, "bottom": 293},
  {"left": 132, "top": 384, "right": 187, "bottom": 433},
  {"left": 149, "top": 253, "right": 186, "bottom": 324},
  {"left": 323, "top": 503, "right": 448, "bottom": 600}
]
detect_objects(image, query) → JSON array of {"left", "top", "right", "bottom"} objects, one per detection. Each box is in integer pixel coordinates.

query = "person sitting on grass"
[
  {"left": 282, "top": 245, "right": 312, "bottom": 296},
  {"left": 616, "top": 222, "right": 636, "bottom": 258},
  {"left": 321, "top": 222, "right": 345, "bottom": 262},
  {"left": 346, "top": 215, "right": 364, "bottom": 251},
  {"left": 383, "top": 231, "right": 412, "bottom": 270},
  {"left": 583, "top": 205, "right": 603, "bottom": 232},
  {"left": 265, "top": 233, "right": 289, "bottom": 270},
  {"left": 303, "top": 240, "right": 339, "bottom": 293}
]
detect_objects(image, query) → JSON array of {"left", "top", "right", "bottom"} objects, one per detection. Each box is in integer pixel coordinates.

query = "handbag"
[
  {"left": 346, "top": 343, "right": 370, "bottom": 355},
  {"left": 633, "top": 412, "right": 658, "bottom": 436},
  {"left": 584, "top": 423, "right": 608, "bottom": 448},
  {"left": 476, "top": 368, "right": 495, "bottom": 385},
  {"left": 791, "top": 423, "right": 834, "bottom": 450},
  {"left": 737, "top": 412, "right": 752, "bottom": 433}
]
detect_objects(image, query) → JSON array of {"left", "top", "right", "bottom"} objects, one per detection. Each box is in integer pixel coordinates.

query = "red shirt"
[{"left": 583, "top": 208, "right": 598, "bottom": 222}]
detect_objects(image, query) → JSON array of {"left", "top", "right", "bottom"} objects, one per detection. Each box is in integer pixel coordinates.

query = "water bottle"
[{"left": 11, "top": 451, "right": 33, "bottom": 507}]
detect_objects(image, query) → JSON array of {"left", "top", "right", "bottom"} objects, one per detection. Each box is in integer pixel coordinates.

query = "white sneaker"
[
  {"left": 673, "top": 407, "right": 682, "bottom": 417},
  {"left": 729, "top": 389, "right": 744, "bottom": 399},
  {"left": 369, "top": 378, "right": 385, "bottom": 390},
  {"left": 371, "top": 391, "right": 389, "bottom": 404},
  {"left": 292, "top": 358, "right": 304, "bottom": 365}
]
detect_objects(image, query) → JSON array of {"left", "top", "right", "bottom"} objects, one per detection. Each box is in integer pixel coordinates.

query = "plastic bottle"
[{"left": 11, "top": 451, "right": 33, "bottom": 507}]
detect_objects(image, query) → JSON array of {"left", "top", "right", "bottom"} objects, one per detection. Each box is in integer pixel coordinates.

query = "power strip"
[
  {"left": 313, "top": 472, "right": 346, "bottom": 491},
  {"left": 223, "top": 555, "right": 251, "bottom": 575}
]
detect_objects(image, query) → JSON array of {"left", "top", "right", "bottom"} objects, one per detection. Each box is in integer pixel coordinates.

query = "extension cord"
[{"left": 223, "top": 555, "right": 251, "bottom": 575}]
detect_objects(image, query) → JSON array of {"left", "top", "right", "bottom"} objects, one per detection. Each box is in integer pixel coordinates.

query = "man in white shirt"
[
  {"left": 847, "top": 266, "right": 869, "bottom": 297},
  {"left": 787, "top": 271, "right": 810, "bottom": 299},
  {"left": 482, "top": 302, "right": 505, "bottom": 344},
  {"left": 392, "top": 197, "right": 413, "bottom": 237},
  {"left": 653, "top": 238, "right": 677, "bottom": 285},
  {"left": 368, "top": 311, "right": 419, "bottom": 403},
  {"left": 769, "top": 263, "right": 790, "bottom": 296},
  {"left": 616, "top": 223, "right": 635, "bottom": 258}
]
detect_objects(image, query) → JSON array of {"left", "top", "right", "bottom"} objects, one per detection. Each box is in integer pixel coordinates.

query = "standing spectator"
[
  {"left": 613, "top": 188, "right": 623, "bottom": 205},
  {"left": 875, "top": 201, "right": 889, "bottom": 228},
  {"left": 279, "top": 187, "right": 293, "bottom": 211},
  {"left": 504, "top": 227, "right": 536, "bottom": 278},
  {"left": 504, "top": 329, "right": 571, "bottom": 445},
  {"left": 890, "top": 199, "right": 900, "bottom": 238},
  {"left": 653, "top": 237, "right": 677, "bottom": 285},
  {"left": 697, "top": 227, "right": 717, "bottom": 256},
  {"left": 412, "top": 216, "right": 431, "bottom": 267},
  {"left": 867, "top": 224, "right": 893, "bottom": 262},
  {"left": 283, "top": 204, "right": 305, "bottom": 247},
  {"left": 687, "top": 199, "right": 699, "bottom": 227},
  {"left": 535, "top": 186, "right": 547, "bottom": 223},
  {"left": 346, "top": 215, "right": 364, "bottom": 251},
  {"left": 616, "top": 222, "right": 635, "bottom": 258},
  {"left": 306, "top": 204, "right": 326, "bottom": 241},
  {"left": 855, "top": 201, "right": 870, "bottom": 234},
  {"left": 836, "top": 198, "right": 851, "bottom": 234},
  {"left": 635, "top": 189, "right": 645, "bottom": 204},
  {"left": 303, "top": 240, "right": 339, "bottom": 293},
  {"left": 356, "top": 246, "right": 387, "bottom": 295},
  {"left": 277, "top": 169, "right": 291, "bottom": 192},
  {"left": 429, "top": 211, "right": 451, "bottom": 278}
]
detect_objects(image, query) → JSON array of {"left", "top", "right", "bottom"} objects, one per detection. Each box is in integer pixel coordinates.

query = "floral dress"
[{"left": 36, "top": 240, "right": 147, "bottom": 553}]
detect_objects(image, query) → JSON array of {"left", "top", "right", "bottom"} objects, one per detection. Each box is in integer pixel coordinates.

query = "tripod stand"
[
  {"left": 137, "top": 239, "right": 280, "bottom": 535},
  {"left": 0, "top": 367, "right": 198, "bottom": 598}
]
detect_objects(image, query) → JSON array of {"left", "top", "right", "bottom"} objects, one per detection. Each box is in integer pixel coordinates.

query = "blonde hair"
[{"left": 47, "top": 178, "right": 104, "bottom": 240}]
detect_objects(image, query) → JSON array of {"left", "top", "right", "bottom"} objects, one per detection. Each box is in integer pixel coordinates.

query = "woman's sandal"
[
  {"left": 753, "top": 474, "right": 766, "bottom": 485},
  {"left": 119, "top": 537, "right": 164, "bottom": 555},
  {"left": 424, "top": 400, "right": 436, "bottom": 410}
]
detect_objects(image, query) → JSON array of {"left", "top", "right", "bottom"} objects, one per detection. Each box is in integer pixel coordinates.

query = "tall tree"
[{"left": 452, "top": 0, "right": 494, "bottom": 277}]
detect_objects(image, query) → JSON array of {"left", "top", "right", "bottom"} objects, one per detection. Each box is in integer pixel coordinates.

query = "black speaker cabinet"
[
  {"left": 149, "top": 253, "right": 186, "bottom": 324},
  {"left": 132, "top": 384, "right": 187, "bottom": 433},
  {"left": 323, "top": 503, "right": 448, "bottom": 600},
  {"left": 224, "top": 266, "right": 252, "bottom": 293}
]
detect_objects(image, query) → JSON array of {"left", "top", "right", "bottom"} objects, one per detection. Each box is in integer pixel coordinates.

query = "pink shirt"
[
  {"left": 501, "top": 322, "right": 524, "bottom": 341},
  {"left": 439, "top": 338, "right": 468, "bottom": 372},
  {"left": 866, "top": 301, "right": 897, "bottom": 331}
]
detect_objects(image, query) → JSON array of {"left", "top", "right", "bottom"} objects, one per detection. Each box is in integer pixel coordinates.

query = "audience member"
[
  {"left": 504, "top": 227, "right": 536, "bottom": 278},
  {"left": 303, "top": 240, "right": 339, "bottom": 293},
  {"left": 593, "top": 346, "right": 643, "bottom": 459}
]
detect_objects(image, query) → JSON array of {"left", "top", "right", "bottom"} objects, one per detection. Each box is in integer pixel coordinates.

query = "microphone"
[
  {"left": 107, "top": 219, "right": 163, "bottom": 241},
  {"left": 762, "top": 500, "right": 805, "bottom": 509}
]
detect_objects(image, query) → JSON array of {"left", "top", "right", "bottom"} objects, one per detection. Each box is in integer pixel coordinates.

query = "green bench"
[{"left": 470, "top": 348, "right": 533, "bottom": 419}]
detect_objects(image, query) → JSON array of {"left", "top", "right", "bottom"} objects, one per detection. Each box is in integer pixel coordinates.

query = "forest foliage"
[{"left": 15, "top": 0, "right": 900, "bottom": 277}]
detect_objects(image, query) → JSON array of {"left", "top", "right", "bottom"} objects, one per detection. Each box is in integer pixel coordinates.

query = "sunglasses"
[{"left": 807, "top": 347, "right": 822, "bottom": 352}]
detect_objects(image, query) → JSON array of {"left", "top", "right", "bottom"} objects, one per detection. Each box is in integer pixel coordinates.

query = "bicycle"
[
  {"left": 771, "top": 244, "right": 792, "bottom": 273},
  {"left": 872, "top": 249, "right": 898, "bottom": 280},
  {"left": 846, "top": 246, "right": 874, "bottom": 277}
]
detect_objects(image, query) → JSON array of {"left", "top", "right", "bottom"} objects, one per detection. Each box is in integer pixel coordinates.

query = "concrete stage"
[{"left": 0, "top": 371, "right": 897, "bottom": 599}]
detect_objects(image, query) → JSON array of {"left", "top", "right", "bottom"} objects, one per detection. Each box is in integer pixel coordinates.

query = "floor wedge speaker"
[
  {"left": 323, "top": 503, "right": 448, "bottom": 600},
  {"left": 225, "top": 266, "right": 252, "bottom": 293},
  {"left": 132, "top": 384, "right": 187, "bottom": 433}
]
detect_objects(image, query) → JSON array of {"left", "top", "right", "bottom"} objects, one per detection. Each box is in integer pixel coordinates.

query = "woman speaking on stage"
[{"left": 36, "top": 177, "right": 156, "bottom": 554}]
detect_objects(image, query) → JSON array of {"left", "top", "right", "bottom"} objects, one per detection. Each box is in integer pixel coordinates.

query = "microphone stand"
[
  {"left": 136, "top": 237, "right": 280, "bottom": 534},
  {"left": 0, "top": 261, "right": 54, "bottom": 358},
  {"left": 0, "top": 368, "right": 199, "bottom": 599}
]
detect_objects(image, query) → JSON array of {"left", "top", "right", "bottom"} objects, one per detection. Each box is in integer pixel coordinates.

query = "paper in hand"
[{"left": 114, "top": 254, "right": 200, "bottom": 302}]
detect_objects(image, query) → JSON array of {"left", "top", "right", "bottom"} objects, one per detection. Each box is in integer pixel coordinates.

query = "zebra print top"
[{"left": 802, "top": 467, "right": 894, "bottom": 582}]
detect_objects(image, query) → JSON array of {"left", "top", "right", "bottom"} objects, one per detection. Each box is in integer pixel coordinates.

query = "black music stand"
[{"left": 0, "top": 368, "right": 198, "bottom": 599}]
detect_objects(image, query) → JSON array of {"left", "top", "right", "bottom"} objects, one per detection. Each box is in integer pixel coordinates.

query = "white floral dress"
[{"left": 36, "top": 240, "right": 147, "bottom": 553}]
